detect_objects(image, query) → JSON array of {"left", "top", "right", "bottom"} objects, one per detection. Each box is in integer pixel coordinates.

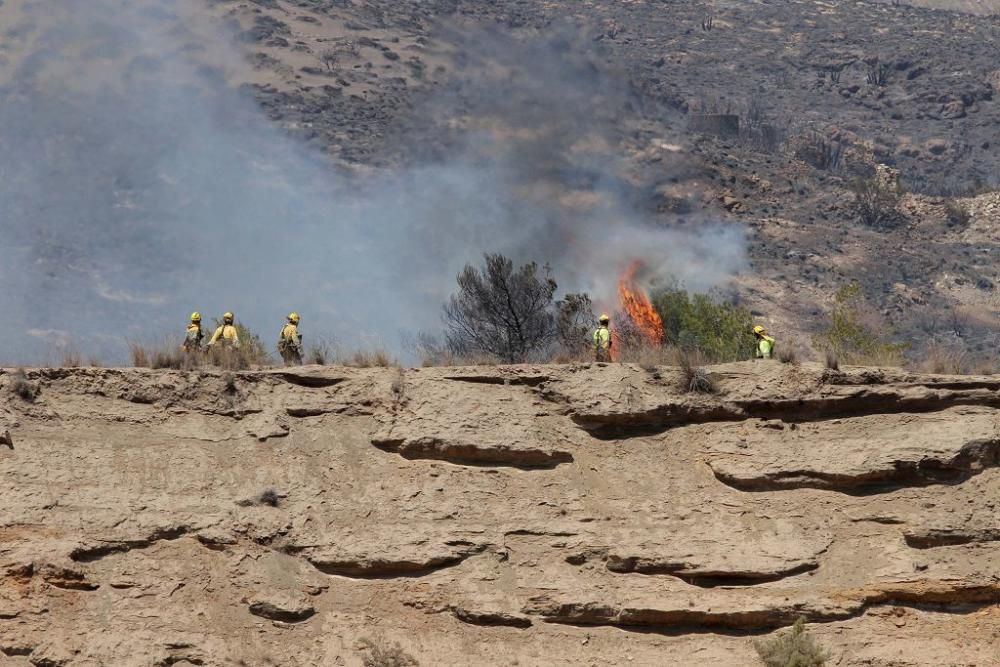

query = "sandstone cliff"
[{"left": 2, "top": 362, "right": 1000, "bottom": 665}]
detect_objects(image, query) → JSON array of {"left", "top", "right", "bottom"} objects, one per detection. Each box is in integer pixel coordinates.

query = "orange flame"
[{"left": 618, "top": 260, "right": 664, "bottom": 345}]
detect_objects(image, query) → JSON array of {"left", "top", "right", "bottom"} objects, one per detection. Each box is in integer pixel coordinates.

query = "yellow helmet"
[
  {"left": 599, "top": 313, "right": 610, "bottom": 323},
  {"left": 223, "top": 312, "right": 234, "bottom": 323},
  {"left": 753, "top": 325, "right": 766, "bottom": 335},
  {"left": 287, "top": 312, "right": 300, "bottom": 324},
  {"left": 190, "top": 312, "right": 201, "bottom": 323}
]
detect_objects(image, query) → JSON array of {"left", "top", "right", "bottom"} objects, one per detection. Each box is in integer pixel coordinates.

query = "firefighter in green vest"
[
  {"left": 753, "top": 325, "right": 775, "bottom": 359},
  {"left": 593, "top": 314, "right": 612, "bottom": 362}
]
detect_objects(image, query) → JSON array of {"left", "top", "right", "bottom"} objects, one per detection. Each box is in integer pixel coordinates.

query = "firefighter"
[
  {"left": 183, "top": 312, "right": 205, "bottom": 352},
  {"left": 278, "top": 312, "right": 303, "bottom": 366},
  {"left": 753, "top": 325, "right": 775, "bottom": 359},
  {"left": 208, "top": 312, "right": 240, "bottom": 348},
  {"left": 593, "top": 314, "right": 612, "bottom": 362}
]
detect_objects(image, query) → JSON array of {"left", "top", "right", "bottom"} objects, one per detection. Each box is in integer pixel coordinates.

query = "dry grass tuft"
[
  {"left": 358, "top": 638, "right": 419, "bottom": 667},
  {"left": 342, "top": 348, "right": 398, "bottom": 368},
  {"left": 777, "top": 346, "right": 799, "bottom": 365},
  {"left": 306, "top": 338, "right": 334, "bottom": 365},
  {"left": 615, "top": 341, "right": 682, "bottom": 367},
  {"left": 753, "top": 617, "right": 828, "bottom": 667},
  {"left": 677, "top": 348, "right": 718, "bottom": 394},
  {"left": 130, "top": 341, "right": 189, "bottom": 370},
  {"left": 60, "top": 349, "right": 83, "bottom": 368}
]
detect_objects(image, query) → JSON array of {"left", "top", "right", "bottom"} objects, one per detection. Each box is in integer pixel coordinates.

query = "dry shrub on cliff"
[
  {"left": 678, "top": 348, "right": 718, "bottom": 394},
  {"left": 358, "top": 638, "right": 418, "bottom": 667},
  {"left": 754, "top": 617, "right": 828, "bottom": 667},
  {"left": 10, "top": 369, "right": 39, "bottom": 402}
]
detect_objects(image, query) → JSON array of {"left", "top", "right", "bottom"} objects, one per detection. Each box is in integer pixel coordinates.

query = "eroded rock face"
[
  {"left": 707, "top": 409, "right": 1000, "bottom": 493},
  {"left": 247, "top": 592, "right": 316, "bottom": 623},
  {"left": 373, "top": 370, "right": 574, "bottom": 468},
  {"left": 3, "top": 363, "right": 1000, "bottom": 665}
]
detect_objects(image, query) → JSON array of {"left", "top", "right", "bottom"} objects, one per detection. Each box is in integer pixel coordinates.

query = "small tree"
[
  {"left": 443, "top": 254, "right": 558, "bottom": 363},
  {"left": 555, "top": 293, "right": 595, "bottom": 357},
  {"left": 319, "top": 48, "right": 339, "bottom": 72}
]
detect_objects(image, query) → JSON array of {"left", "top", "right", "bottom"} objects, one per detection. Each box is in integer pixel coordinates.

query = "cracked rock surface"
[{"left": 3, "top": 363, "right": 1000, "bottom": 665}]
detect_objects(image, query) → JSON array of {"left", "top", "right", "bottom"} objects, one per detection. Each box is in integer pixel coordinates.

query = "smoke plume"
[{"left": 0, "top": 0, "right": 747, "bottom": 363}]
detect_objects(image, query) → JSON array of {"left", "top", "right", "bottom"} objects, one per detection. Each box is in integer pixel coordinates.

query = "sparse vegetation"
[
  {"left": 778, "top": 346, "right": 799, "bottom": 365},
  {"left": 390, "top": 369, "right": 405, "bottom": 402},
  {"left": 814, "top": 284, "right": 907, "bottom": 366},
  {"left": 794, "top": 131, "right": 844, "bottom": 172},
  {"left": 555, "top": 293, "right": 596, "bottom": 358},
  {"left": 256, "top": 488, "right": 280, "bottom": 507},
  {"left": 342, "top": 348, "right": 397, "bottom": 368},
  {"left": 358, "top": 638, "right": 419, "bottom": 667},
  {"left": 237, "top": 488, "right": 281, "bottom": 507},
  {"left": 905, "top": 341, "right": 995, "bottom": 375},
  {"left": 613, "top": 339, "right": 681, "bottom": 366},
  {"left": 753, "top": 617, "right": 828, "bottom": 667},
  {"left": 739, "top": 96, "right": 783, "bottom": 152},
  {"left": 944, "top": 199, "right": 971, "bottom": 228},
  {"left": 865, "top": 58, "right": 891, "bottom": 87},
  {"left": 306, "top": 337, "right": 334, "bottom": 365},
  {"left": 10, "top": 369, "right": 39, "bottom": 402},
  {"left": 129, "top": 340, "right": 190, "bottom": 370},
  {"left": 61, "top": 349, "right": 83, "bottom": 368},
  {"left": 442, "top": 253, "right": 559, "bottom": 363},
  {"left": 207, "top": 318, "right": 271, "bottom": 370},
  {"left": 848, "top": 174, "right": 903, "bottom": 230},
  {"left": 319, "top": 48, "right": 339, "bottom": 71}
]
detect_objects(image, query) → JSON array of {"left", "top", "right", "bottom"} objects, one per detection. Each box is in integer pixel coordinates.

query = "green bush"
[
  {"left": 754, "top": 617, "right": 828, "bottom": 667},
  {"left": 812, "top": 284, "right": 906, "bottom": 366},
  {"left": 651, "top": 286, "right": 756, "bottom": 362}
]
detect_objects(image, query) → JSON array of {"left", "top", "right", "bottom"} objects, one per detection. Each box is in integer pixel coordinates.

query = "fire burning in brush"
[{"left": 618, "top": 260, "right": 664, "bottom": 345}]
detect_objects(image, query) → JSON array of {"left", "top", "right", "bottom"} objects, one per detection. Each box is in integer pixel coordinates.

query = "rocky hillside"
[
  {"left": 3, "top": 362, "right": 1000, "bottom": 665},
  {"left": 214, "top": 0, "right": 1000, "bottom": 354}
]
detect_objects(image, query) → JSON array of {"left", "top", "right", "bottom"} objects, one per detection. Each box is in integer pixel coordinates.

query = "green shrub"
[
  {"left": 754, "top": 617, "right": 828, "bottom": 667},
  {"left": 651, "top": 286, "right": 755, "bottom": 362},
  {"left": 812, "top": 284, "right": 906, "bottom": 366}
]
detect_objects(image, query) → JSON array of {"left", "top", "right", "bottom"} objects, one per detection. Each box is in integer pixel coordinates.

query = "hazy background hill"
[{"left": 0, "top": 0, "right": 997, "bottom": 364}]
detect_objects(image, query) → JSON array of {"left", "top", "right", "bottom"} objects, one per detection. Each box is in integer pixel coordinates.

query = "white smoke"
[{"left": 0, "top": 1, "right": 747, "bottom": 364}]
